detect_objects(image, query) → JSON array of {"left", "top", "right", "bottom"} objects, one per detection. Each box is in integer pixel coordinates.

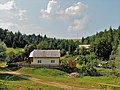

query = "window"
[
  {"left": 51, "top": 60, "right": 55, "bottom": 63},
  {"left": 38, "top": 60, "right": 42, "bottom": 63}
]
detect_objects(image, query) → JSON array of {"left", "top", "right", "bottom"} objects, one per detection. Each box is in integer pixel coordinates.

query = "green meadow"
[{"left": 6, "top": 48, "right": 24, "bottom": 54}]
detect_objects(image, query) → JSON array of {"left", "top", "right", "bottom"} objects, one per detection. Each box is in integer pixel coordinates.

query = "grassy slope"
[
  {"left": 17, "top": 68, "right": 67, "bottom": 77},
  {"left": 0, "top": 70, "right": 61, "bottom": 90},
  {"left": 6, "top": 48, "right": 24, "bottom": 53},
  {"left": 17, "top": 67, "right": 120, "bottom": 90},
  {"left": 4, "top": 47, "right": 120, "bottom": 89}
]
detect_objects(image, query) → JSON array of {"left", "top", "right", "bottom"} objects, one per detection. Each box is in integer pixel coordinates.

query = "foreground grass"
[
  {"left": 7, "top": 80, "right": 61, "bottom": 90},
  {"left": 17, "top": 67, "right": 120, "bottom": 90},
  {"left": 0, "top": 70, "right": 62, "bottom": 90},
  {"left": 0, "top": 80, "right": 61, "bottom": 90}
]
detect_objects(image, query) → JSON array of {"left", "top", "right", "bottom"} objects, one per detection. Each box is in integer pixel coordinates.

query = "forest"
[{"left": 0, "top": 26, "right": 120, "bottom": 76}]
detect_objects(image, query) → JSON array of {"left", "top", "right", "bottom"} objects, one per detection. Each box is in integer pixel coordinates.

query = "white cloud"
[
  {"left": 65, "top": 2, "right": 87, "bottom": 18},
  {"left": 41, "top": 0, "right": 60, "bottom": 19},
  {"left": 0, "top": 19, "right": 3, "bottom": 22},
  {"left": 41, "top": 1, "right": 88, "bottom": 32},
  {"left": 0, "top": 0, "right": 15, "bottom": 10},
  {"left": 0, "top": 22, "right": 48, "bottom": 36},
  {"left": 67, "top": 17, "right": 88, "bottom": 32},
  {"left": 0, "top": 22, "right": 17, "bottom": 30},
  {"left": 17, "top": 9, "right": 27, "bottom": 20},
  {"left": 0, "top": 0, "right": 27, "bottom": 21},
  {"left": 17, "top": 24, "right": 49, "bottom": 35},
  {"left": 65, "top": 2, "right": 88, "bottom": 32}
]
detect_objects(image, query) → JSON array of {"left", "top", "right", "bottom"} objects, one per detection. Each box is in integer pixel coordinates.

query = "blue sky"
[{"left": 0, "top": 0, "right": 120, "bottom": 39}]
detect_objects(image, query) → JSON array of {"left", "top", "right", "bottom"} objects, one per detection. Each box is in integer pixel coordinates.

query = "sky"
[{"left": 0, "top": 0, "right": 120, "bottom": 39}]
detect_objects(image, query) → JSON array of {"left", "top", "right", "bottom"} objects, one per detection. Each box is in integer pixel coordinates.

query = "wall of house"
[{"left": 31, "top": 57, "right": 59, "bottom": 66}]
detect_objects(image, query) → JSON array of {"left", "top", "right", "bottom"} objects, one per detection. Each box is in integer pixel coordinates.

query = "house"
[
  {"left": 79, "top": 45, "right": 90, "bottom": 49},
  {"left": 29, "top": 50, "right": 60, "bottom": 67}
]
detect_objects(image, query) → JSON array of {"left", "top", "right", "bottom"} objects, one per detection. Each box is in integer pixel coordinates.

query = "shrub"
[{"left": 82, "top": 65, "right": 101, "bottom": 76}]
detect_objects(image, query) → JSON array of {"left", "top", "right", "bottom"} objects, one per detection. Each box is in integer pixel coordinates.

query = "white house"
[{"left": 29, "top": 50, "right": 60, "bottom": 67}]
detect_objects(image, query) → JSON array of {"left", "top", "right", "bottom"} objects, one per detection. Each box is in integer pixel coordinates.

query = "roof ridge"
[{"left": 29, "top": 50, "right": 60, "bottom": 58}]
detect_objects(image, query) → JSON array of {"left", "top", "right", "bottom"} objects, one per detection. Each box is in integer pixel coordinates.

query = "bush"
[{"left": 82, "top": 65, "right": 102, "bottom": 76}]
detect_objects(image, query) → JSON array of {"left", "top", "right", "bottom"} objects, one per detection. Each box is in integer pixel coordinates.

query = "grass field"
[
  {"left": 0, "top": 61, "right": 120, "bottom": 89},
  {"left": 0, "top": 70, "right": 62, "bottom": 90},
  {"left": 0, "top": 67, "right": 120, "bottom": 90},
  {"left": 16, "top": 67, "right": 120, "bottom": 90},
  {"left": 6, "top": 48, "right": 24, "bottom": 54},
  {"left": 17, "top": 68, "right": 67, "bottom": 77}
]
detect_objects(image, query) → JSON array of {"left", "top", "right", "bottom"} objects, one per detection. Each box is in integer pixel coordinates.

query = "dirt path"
[
  {"left": 98, "top": 83, "right": 120, "bottom": 88},
  {"left": 3, "top": 68, "right": 79, "bottom": 90},
  {"left": 2, "top": 68, "right": 120, "bottom": 90}
]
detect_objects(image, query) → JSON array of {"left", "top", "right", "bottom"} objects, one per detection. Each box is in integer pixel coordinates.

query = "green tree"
[
  {"left": 0, "top": 41, "right": 7, "bottom": 62},
  {"left": 60, "top": 49, "right": 66, "bottom": 57},
  {"left": 91, "top": 39, "right": 112, "bottom": 61},
  {"left": 24, "top": 44, "right": 36, "bottom": 61},
  {"left": 37, "top": 40, "right": 48, "bottom": 50}
]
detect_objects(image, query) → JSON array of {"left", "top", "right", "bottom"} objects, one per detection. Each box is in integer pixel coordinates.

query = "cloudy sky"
[{"left": 0, "top": 0, "right": 120, "bottom": 39}]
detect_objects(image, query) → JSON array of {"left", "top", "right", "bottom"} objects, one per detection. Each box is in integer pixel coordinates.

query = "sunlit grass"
[
  {"left": 0, "top": 62, "right": 7, "bottom": 67},
  {"left": 0, "top": 71, "right": 62, "bottom": 90},
  {"left": 6, "top": 48, "right": 24, "bottom": 54},
  {"left": 16, "top": 67, "right": 120, "bottom": 90}
]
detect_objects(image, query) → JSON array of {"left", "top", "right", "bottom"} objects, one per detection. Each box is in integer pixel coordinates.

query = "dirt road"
[
  {"left": 3, "top": 68, "right": 120, "bottom": 90},
  {"left": 3, "top": 68, "right": 79, "bottom": 90}
]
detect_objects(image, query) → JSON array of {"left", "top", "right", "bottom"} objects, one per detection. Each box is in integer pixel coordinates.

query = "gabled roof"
[{"left": 29, "top": 50, "right": 60, "bottom": 58}]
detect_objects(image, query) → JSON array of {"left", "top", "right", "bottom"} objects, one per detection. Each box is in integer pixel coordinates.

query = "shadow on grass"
[
  {"left": 6, "top": 66, "right": 22, "bottom": 71},
  {"left": 0, "top": 73, "right": 26, "bottom": 81},
  {"left": 0, "top": 67, "right": 32, "bottom": 81},
  {"left": 0, "top": 73, "right": 28, "bottom": 81},
  {"left": 0, "top": 66, "right": 21, "bottom": 71}
]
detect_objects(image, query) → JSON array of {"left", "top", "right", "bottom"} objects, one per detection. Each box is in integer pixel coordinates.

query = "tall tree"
[
  {"left": 37, "top": 40, "right": 48, "bottom": 50},
  {"left": 0, "top": 41, "right": 7, "bottom": 62}
]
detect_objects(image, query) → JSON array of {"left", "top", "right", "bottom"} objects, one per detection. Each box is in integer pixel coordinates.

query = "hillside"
[
  {"left": 0, "top": 26, "right": 120, "bottom": 89},
  {"left": 0, "top": 67, "right": 119, "bottom": 90},
  {"left": 82, "top": 26, "right": 120, "bottom": 46},
  {"left": 6, "top": 48, "right": 24, "bottom": 54}
]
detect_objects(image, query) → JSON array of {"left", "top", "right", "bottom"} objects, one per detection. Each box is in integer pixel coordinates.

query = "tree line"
[
  {"left": 0, "top": 26, "right": 120, "bottom": 63},
  {"left": 0, "top": 26, "right": 120, "bottom": 76},
  {"left": 0, "top": 28, "right": 79, "bottom": 55},
  {"left": 0, "top": 28, "right": 80, "bottom": 64},
  {"left": 81, "top": 26, "right": 120, "bottom": 61}
]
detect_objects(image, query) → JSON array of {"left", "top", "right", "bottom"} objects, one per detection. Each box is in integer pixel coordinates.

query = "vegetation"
[
  {"left": 0, "top": 72, "right": 61, "bottom": 90},
  {"left": 80, "top": 26, "right": 120, "bottom": 76},
  {"left": 0, "top": 26, "right": 120, "bottom": 89},
  {"left": 0, "top": 40, "right": 7, "bottom": 62},
  {"left": 16, "top": 67, "right": 120, "bottom": 90},
  {"left": 82, "top": 26, "right": 120, "bottom": 61},
  {"left": 17, "top": 67, "right": 67, "bottom": 77},
  {"left": 6, "top": 48, "right": 24, "bottom": 54},
  {"left": 0, "top": 28, "right": 79, "bottom": 55}
]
